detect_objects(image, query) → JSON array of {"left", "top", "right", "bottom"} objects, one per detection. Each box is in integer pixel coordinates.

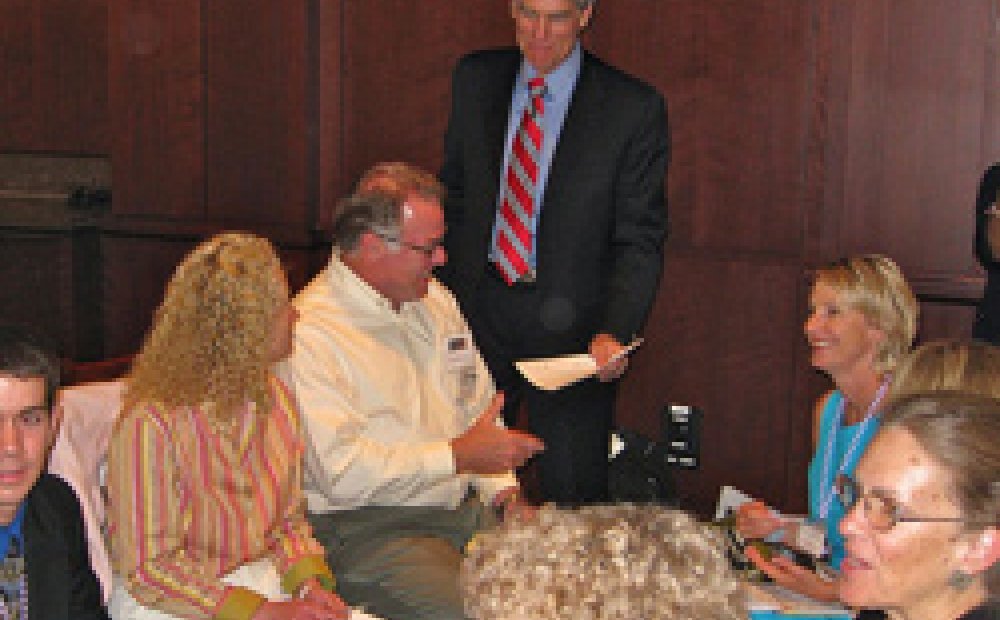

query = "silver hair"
[
  {"left": 329, "top": 192, "right": 404, "bottom": 253},
  {"left": 462, "top": 504, "right": 747, "bottom": 620}
]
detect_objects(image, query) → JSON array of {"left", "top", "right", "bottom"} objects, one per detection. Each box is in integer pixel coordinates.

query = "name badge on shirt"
[
  {"left": 444, "top": 333, "right": 478, "bottom": 410},
  {"left": 445, "top": 333, "right": 475, "bottom": 369}
]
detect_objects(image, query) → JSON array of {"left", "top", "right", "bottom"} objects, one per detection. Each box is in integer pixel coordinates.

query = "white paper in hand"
[
  {"left": 352, "top": 609, "right": 388, "bottom": 620},
  {"left": 515, "top": 354, "right": 598, "bottom": 391},
  {"left": 515, "top": 338, "right": 644, "bottom": 391}
]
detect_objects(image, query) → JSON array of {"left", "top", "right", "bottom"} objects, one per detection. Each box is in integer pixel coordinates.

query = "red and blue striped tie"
[{"left": 495, "top": 77, "right": 545, "bottom": 284}]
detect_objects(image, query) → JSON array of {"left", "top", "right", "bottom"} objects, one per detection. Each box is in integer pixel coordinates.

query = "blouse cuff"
[
  {"left": 212, "top": 586, "right": 266, "bottom": 620},
  {"left": 281, "top": 555, "right": 336, "bottom": 596}
]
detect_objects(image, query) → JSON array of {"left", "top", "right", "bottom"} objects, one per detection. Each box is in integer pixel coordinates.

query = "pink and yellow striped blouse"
[{"left": 107, "top": 376, "right": 333, "bottom": 620}]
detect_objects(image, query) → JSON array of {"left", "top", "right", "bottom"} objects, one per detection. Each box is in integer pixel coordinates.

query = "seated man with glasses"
[
  {"left": 0, "top": 325, "right": 108, "bottom": 618},
  {"left": 278, "top": 162, "right": 545, "bottom": 620}
]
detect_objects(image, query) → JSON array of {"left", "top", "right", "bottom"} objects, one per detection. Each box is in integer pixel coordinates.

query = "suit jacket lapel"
[
  {"left": 483, "top": 53, "right": 520, "bottom": 216},
  {"left": 25, "top": 490, "right": 68, "bottom": 618},
  {"left": 538, "top": 52, "right": 607, "bottom": 255}
]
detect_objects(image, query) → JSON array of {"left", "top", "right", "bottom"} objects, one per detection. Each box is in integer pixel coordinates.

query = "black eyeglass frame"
[{"left": 834, "top": 474, "right": 995, "bottom": 532}]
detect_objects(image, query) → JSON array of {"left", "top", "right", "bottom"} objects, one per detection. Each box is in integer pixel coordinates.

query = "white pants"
[{"left": 108, "top": 559, "right": 289, "bottom": 619}]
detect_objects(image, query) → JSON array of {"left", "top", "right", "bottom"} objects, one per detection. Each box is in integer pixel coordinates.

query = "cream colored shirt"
[{"left": 277, "top": 255, "right": 517, "bottom": 514}]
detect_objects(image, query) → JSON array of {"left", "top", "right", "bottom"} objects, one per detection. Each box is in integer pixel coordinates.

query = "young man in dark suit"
[
  {"left": 439, "top": 0, "right": 669, "bottom": 504},
  {"left": 0, "top": 325, "right": 108, "bottom": 618}
]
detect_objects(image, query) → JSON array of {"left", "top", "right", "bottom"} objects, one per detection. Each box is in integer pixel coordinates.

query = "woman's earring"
[{"left": 948, "top": 570, "right": 974, "bottom": 591}]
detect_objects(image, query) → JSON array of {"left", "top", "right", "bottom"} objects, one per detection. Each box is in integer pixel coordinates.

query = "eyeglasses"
[
  {"left": 835, "top": 474, "right": 991, "bottom": 532},
  {"left": 373, "top": 232, "right": 445, "bottom": 258}
]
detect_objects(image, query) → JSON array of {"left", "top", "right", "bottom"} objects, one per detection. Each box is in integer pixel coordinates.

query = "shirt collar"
[
  {"left": 517, "top": 43, "right": 582, "bottom": 103},
  {"left": 326, "top": 252, "right": 422, "bottom": 316},
  {"left": 0, "top": 503, "right": 26, "bottom": 559}
]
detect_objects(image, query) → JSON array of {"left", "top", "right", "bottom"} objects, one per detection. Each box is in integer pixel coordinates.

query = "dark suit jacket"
[
  {"left": 439, "top": 47, "right": 669, "bottom": 353},
  {"left": 973, "top": 163, "right": 1000, "bottom": 343},
  {"left": 23, "top": 473, "right": 108, "bottom": 619}
]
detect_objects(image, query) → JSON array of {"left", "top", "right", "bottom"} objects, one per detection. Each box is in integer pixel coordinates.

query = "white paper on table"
[
  {"left": 715, "top": 485, "right": 757, "bottom": 521},
  {"left": 514, "top": 338, "right": 643, "bottom": 391},
  {"left": 352, "top": 610, "right": 387, "bottom": 620},
  {"left": 745, "top": 582, "right": 853, "bottom": 616}
]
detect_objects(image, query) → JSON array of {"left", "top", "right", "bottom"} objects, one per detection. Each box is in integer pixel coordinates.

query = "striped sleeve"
[
  {"left": 107, "top": 405, "right": 262, "bottom": 619},
  {"left": 267, "top": 379, "right": 334, "bottom": 594}
]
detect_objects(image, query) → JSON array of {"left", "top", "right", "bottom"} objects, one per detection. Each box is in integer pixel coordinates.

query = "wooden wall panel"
[
  {"left": 592, "top": 1, "right": 813, "bottom": 257},
  {"left": 109, "top": 0, "right": 204, "bottom": 217},
  {"left": 0, "top": 0, "right": 109, "bottom": 153},
  {"left": 339, "top": 1, "right": 512, "bottom": 188},
  {"left": 823, "top": 0, "right": 995, "bottom": 297},
  {"left": 0, "top": 234, "right": 74, "bottom": 353},
  {"left": 316, "top": 0, "right": 343, "bottom": 231},
  {"left": 102, "top": 237, "right": 195, "bottom": 357},
  {"left": 591, "top": 2, "right": 821, "bottom": 514},
  {"left": 618, "top": 256, "right": 810, "bottom": 513},
  {"left": 918, "top": 301, "right": 978, "bottom": 343},
  {"left": 203, "top": 0, "right": 310, "bottom": 227},
  {"left": 102, "top": 236, "right": 316, "bottom": 358}
]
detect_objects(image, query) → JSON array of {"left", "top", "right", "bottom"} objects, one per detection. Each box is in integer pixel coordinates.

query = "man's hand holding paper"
[{"left": 515, "top": 338, "right": 644, "bottom": 391}]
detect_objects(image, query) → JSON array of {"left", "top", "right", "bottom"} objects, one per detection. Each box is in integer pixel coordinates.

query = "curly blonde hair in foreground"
[
  {"left": 125, "top": 232, "right": 284, "bottom": 419},
  {"left": 462, "top": 504, "right": 746, "bottom": 620}
]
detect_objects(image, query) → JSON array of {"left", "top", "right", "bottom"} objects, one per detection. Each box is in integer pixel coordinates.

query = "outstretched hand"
[{"left": 451, "top": 393, "right": 545, "bottom": 474}]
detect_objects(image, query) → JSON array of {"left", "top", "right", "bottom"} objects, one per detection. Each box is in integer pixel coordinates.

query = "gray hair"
[
  {"left": 330, "top": 192, "right": 404, "bottom": 253},
  {"left": 462, "top": 504, "right": 746, "bottom": 620},
  {"left": 330, "top": 161, "right": 445, "bottom": 252},
  {"left": 881, "top": 392, "right": 1000, "bottom": 597}
]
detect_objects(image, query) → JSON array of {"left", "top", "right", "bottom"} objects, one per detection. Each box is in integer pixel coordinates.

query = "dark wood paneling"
[
  {"left": 316, "top": 0, "right": 343, "bottom": 231},
  {"left": 618, "top": 256, "right": 810, "bottom": 515},
  {"left": 822, "top": 0, "right": 995, "bottom": 291},
  {"left": 109, "top": 0, "right": 204, "bottom": 217},
  {"left": 592, "top": 2, "right": 821, "bottom": 515},
  {"left": 0, "top": 233, "right": 74, "bottom": 354},
  {"left": 203, "top": 0, "right": 310, "bottom": 226},
  {"left": 101, "top": 237, "right": 194, "bottom": 357},
  {"left": 101, "top": 235, "right": 315, "bottom": 358},
  {"left": 918, "top": 299, "right": 978, "bottom": 342},
  {"left": 0, "top": 0, "right": 109, "bottom": 153},
  {"left": 340, "top": 1, "right": 512, "bottom": 187},
  {"left": 592, "top": 1, "right": 813, "bottom": 258}
]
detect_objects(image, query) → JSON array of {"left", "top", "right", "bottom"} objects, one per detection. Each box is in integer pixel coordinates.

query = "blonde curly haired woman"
[
  {"left": 462, "top": 504, "right": 746, "bottom": 620},
  {"left": 106, "top": 233, "right": 348, "bottom": 620}
]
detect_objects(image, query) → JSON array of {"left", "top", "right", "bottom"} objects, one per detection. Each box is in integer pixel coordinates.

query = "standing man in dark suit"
[
  {"left": 0, "top": 324, "right": 108, "bottom": 619},
  {"left": 439, "top": 0, "right": 669, "bottom": 504}
]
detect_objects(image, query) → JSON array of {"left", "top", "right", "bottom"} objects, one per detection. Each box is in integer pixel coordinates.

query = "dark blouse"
[
  {"left": 960, "top": 602, "right": 1000, "bottom": 620},
  {"left": 973, "top": 163, "right": 1000, "bottom": 344}
]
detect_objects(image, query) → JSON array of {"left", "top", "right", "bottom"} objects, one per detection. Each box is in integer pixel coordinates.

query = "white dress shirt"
[{"left": 277, "top": 255, "right": 517, "bottom": 513}]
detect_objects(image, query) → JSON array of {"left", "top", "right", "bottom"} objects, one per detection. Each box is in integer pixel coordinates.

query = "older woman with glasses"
[
  {"left": 736, "top": 255, "right": 918, "bottom": 602},
  {"left": 837, "top": 392, "right": 1000, "bottom": 620}
]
